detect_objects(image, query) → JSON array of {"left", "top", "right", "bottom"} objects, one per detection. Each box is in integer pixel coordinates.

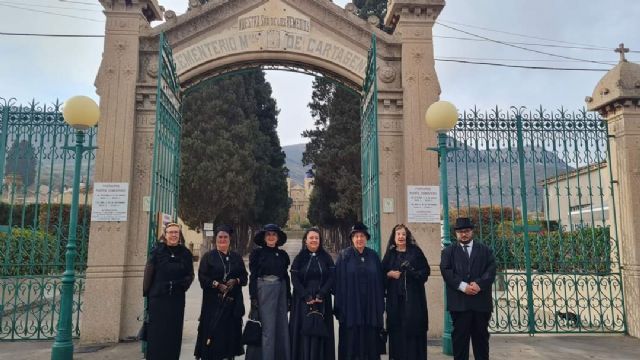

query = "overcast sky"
[{"left": 0, "top": 1, "right": 638, "bottom": 145}]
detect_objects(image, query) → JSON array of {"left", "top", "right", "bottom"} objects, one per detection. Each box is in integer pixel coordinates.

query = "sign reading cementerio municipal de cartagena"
[
  {"left": 91, "top": 182, "right": 129, "bottom": 222},
  {"left": 173, "top": 0, "right": 368, "bottom": 78}
]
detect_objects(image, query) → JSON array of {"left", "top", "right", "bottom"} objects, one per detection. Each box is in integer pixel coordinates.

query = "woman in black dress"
[
  {"left": 246, "top": 223, "right": 291, "bottom": 360},
  {"left": 195, "top": 225, "right": 248, "bottom": 360},
  {"left": 334, "top": 223, "right": 385, "bottom": 360},
  {"left": 382, "top": 224, "right": 430, "bottom": 360},
  {"left": 290, "top": 227, "right": 336, "bottom": 360},
  {"left": 143, "top": 223, "right": 195, "bottom": 360}
]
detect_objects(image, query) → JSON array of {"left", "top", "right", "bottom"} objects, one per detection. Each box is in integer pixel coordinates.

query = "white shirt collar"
[{"left": 460, "top": 240, "right": 474, "bottom": 249}]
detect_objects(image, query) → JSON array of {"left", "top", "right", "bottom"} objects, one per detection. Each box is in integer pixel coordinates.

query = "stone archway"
[{"left": 83, "top": 0, "right": 445, "bottom": 343}]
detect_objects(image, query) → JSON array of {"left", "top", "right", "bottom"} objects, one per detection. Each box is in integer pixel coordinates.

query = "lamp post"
[
  {"left": 425, "top": 100, "right": 459, "bottom": 356},
  {"left": 51, "top": 96, "right": 99, "bottom": 360}
]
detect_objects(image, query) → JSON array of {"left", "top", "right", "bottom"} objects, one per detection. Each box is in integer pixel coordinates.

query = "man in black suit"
[{"left": 440, "top": 217, "right": 496, "bottom": 360}]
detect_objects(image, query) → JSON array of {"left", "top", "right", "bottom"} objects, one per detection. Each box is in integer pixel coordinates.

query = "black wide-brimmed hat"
[
  {"left": 253, "top": 223, "right": 287, "bottom": 247},
  {"left": 453, "top": 217, "right": 474, "bottom": 231},
  {"left": 349, "top": 222, "right": 371, "bottom": 240}
]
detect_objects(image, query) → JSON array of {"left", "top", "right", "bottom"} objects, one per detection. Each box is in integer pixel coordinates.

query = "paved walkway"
[{"left": 3, "top": 239, "right": 639, "bottom": 359}]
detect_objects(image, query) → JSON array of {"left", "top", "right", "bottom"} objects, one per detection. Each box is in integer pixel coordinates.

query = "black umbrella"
[{"left": 205, "top": 292, "right": 234, "bottom": 347}]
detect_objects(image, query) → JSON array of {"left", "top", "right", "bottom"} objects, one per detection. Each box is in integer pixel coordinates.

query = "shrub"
[
  {"left": 0, "top": 228, "right": 70, "bottom": 276},
  {"left": 0, "top": 203, "right": 40, "bottom": 229},
  {"left": 498, "top": 225, "right": 611, "bottom": 274}
]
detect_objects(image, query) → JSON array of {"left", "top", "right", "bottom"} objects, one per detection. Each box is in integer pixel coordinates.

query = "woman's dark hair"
[
  {"left": 386, "top": 224, "right": 416, "bottom": 251},
  {"left": 301, "top": 227, "right": 324, "bottom": 251},
  {"left": 214, "top": 224, "right": 234, "bottom": 237}
]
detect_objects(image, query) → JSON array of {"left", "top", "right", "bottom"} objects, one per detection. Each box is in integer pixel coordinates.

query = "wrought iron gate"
[
  {"left": 147, "top": 32, "right": 183, "bottom": 249},
  {"left": 361, "top": 34, "right": 381, "bottom": 253},
  {"left": 447, "top": 107, "right": 625, "bottom": 334},
  {"left": 0, "top": 99, "right": 96, "bottom": 340}
]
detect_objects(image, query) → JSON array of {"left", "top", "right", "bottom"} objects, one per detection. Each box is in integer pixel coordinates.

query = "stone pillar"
[
  {"left": 81, "top": 0, "right": 162, "bottom": 344},
  {"left": 377, "top": 87, "right": 406, "bottom": 245},
  {"left": 385, "top": 0, "right": 446, "bottom": 337},
  {"left": 587, "top": 48, "right": 640, "bottom": 338}
]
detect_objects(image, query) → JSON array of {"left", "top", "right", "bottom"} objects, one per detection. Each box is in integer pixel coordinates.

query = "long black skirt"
[
  {"left": 338, "top": 325, "right": 382, "bottom": 360},
  {"left": 388, "top": 324, "right": 427, "bottom": 360},
  {"left": 290, "top": 298, "right": 335, "bottom": 360},
  {"left": 194, "top": 299, "right": 244, "bottom": 359},
  {"left": 146, "top": 294, "right": 186, "bottom": 360}
]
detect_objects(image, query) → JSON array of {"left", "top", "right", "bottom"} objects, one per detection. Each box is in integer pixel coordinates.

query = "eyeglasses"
[{"left": 455, "top": 229, "right": 473, "bottom": 234}]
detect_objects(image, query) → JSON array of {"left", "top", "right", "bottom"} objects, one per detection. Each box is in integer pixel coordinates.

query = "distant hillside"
[
  {"left": 445, "top": 136, "right": 574, "bottom": 210},
  {"left": 282, "top": 139, "right": 575, "bottom": 211},
  {"left": 282, "top": 143, "right": 310, "bottom": 185}
]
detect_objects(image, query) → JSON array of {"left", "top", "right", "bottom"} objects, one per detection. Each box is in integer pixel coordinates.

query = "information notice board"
[
  {"left": 90, "top": 182, "right": 129, "bottom": 222},
  {"left": 407, "top": 185, "right": 440, "bottom": 223}
]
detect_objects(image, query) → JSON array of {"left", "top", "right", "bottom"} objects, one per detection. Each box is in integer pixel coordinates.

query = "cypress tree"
[
  {"left": 179, "top": 70, "right": 289, "bottom": 251},
  {"left": 179, "top": 75, "right": 257, "bottom": 231},
  {"left": 303, "top": 78, "right": 362, "bottom": 249},
  {"left": 247, "top": 70, "right": 290, "bottom": 227},
  {"left": 5, "top": 140, "right": 37, "bottom": 188}
]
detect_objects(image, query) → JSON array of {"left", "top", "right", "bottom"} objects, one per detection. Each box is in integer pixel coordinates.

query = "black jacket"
[
  {"left": 440, "top": 241, "right": 496, "bottom": 313},
  {"left": 248, "top": 246, "right": 291, "bottom": 301},
  {"left": 143, "top": 242, "right": 194, "bottom": 298},
  {"left": 382, "top": 244, "right": 430, "bottom": 333}
]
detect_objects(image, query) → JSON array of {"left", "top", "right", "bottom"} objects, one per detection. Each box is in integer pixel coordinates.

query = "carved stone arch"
[{"left": 82, "top": 0, "right": 446, "bottom": 345}]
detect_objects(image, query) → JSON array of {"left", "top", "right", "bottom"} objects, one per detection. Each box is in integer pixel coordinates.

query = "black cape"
[
  {"left": 143, "top": 242, "right": 194, "bottom": 360},
  {"left": 289, "top": 248, "right": 336, "bottom": 360},
  {"left": 194, "top": 249, "right": 248, "bottom": 360},
  {"left": 334, "top": 247, "right": 385, "bottom": 360},
  {"left": 382, "top": 244, "right": 430, "bottom": 360}
]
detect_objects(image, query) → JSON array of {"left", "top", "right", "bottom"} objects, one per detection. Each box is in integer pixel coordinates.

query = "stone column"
[
  {"left": 377, "top": 86, "right": 405, "bottom": 245},
  {"left": 587, "top": 49, "right": 640, "bottom": 338},
  {"left": 608, "top": 104, "right": 640, "bottom": 338},
  {"left": 81, "top": 0, "right": 161, "bottom": 344},
  {"left": 385, "top": 0, "right": 446, "bottom": 336}
]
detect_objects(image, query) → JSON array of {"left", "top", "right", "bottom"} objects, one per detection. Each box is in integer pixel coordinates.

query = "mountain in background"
[
  {"left": 444, "top": 135, "right": 575, "bottom": 210},
  {"left": 282, "top": 139, "right": 578, "bottom": 212},
  {"left": 282, "top": 143, "right": 311, "bottom": 185}
]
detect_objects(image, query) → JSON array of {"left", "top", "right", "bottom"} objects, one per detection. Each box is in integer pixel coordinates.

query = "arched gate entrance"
[{"left": 81, "top": 0, "right": 445, "bottom": 343}]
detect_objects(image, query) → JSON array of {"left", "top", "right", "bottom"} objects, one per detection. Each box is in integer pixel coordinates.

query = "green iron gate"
[
  {"left": 361, "top": 34, "right": 381, "bottom": 253},
  {"left": 0, "top": 98, "right": 96, "bottom": 340},
  {"left": 147, "top": 32, "right": 182, "bottom": 250},
  {"left": 447, "top": 107, "right": 625, "bottom": 334}
]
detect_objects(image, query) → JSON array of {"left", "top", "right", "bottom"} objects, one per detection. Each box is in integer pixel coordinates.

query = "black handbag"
[
  {"left": 242, "top": 307, "right": 262, "bottom": 346},
  {"left": 301, "top": 303, "right": 329, "bottom": 337}
]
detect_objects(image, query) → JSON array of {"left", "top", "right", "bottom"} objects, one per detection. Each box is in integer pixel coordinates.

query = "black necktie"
[{"left": 463, "top": 245, "right": 470, "bottom": 258}]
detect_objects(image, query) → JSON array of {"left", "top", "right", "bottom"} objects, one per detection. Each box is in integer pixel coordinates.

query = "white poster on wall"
[
  {"left": 91, "top": 183, "right": 129, "bottom": 222},
  {"left": 407, "top": 185, "right": 440, "bottom": 223}
]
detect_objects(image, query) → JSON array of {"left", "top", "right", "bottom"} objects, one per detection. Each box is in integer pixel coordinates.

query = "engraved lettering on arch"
[{"left": 174, "top": 31, "right": 368, "bottom": 77}]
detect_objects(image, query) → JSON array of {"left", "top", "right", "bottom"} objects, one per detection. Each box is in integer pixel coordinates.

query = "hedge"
[
  {"left": 495, "top": 225, "right": 611, "bottom": 274},
  {"left": 0, "top": 203, "right": 91, "bottom": 276},
  {"left": 0, "top": 228, "right": 70, "bottom": 276}
]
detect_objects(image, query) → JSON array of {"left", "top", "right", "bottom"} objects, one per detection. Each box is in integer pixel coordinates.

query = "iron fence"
[{"left": 0, "top": 98, "right": 95, "bottom": 340}]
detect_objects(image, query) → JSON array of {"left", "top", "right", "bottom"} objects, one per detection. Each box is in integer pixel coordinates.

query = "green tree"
[
  {"left": 303, "top": 78, "right": 362, "bottom": 249},
  {"left": 179, "top": 75, "right": 257, "bottom": 229},
  {"left": 179, "top": 70, "right": 290, "bottom": 250},
  {"left": 246, "top": 71, "right": 290, "bottom": 227},
  {"left": 5, "top": 140, "right": 37, "bottom": 187}
]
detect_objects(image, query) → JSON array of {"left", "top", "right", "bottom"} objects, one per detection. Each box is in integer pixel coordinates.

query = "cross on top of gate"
[{"left": 615, "top": 43, "right": 629, "bottom": 62}]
